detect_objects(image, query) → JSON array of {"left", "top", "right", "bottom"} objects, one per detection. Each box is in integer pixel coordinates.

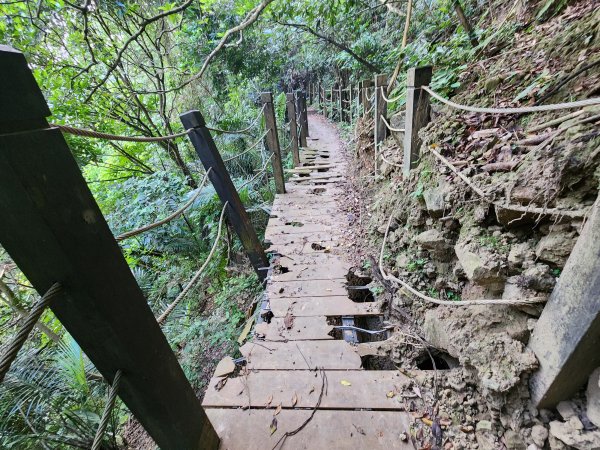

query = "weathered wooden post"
[
  {"left": 403, "top": 66, "right": 432, "bottom": 177},
  {"left": 528, "top": 198, "right": 600, "bottom": 407},
  {"left": 260, "top": 92, "right": 286, "bottom": 194},
  {"left": 322, "top": 87, "right": 328, "bottom": 117},
  {"left": 360, "top": 79, "right": 374, "bottom": 114},
  {"left": 286, "top": 93, "right": 301, "bottom": 167},
  {"left": 348, "top": 86, "right": 354, "bottom": 122},
  {"left": 297, "top": 91, "right": 308, "bottom": 146},
  {"left": 330, "top": 87, "right": 335, "bottom": 120},
  {"left": 374, "top": 74, "right": 388, "bottom": 174},
  {"left": 180, "top": 110, "right": 271, "bottom": 279},
  {"left": 0, "top": 45, "right": 219, "bottom": 450},
  {"left": 338, "top": 85, "right": 344, "bottom": 122}
]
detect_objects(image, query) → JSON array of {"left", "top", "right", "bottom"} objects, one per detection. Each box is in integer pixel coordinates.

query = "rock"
[
  {"left": 556, "top": 400, "right": 577, "bottom": 420},
  {"left": 423, "top": 188, "right": 446, "bottom": 218},
  {"left": 485, "top": 76, "right": 503, "bottom": 92},
  {"left": 416, "top": 229, "right": 453, "bottom": 261},
  {"left": 568, "top": 416, "right": 584, "bottom": 431},
  {"left": 476, "top": 431, "right": 496, "bottom": 450},
  {"left": 455, "top": 241, "right": 506, "bottom": 285},
  {"left": 587, "top": 367, "right": 600, "bottom": 427},
  {"left": 521, "top": 265, "right": 556, "bottom": 292},
  {"left": 508, "top": 242, "right": 535, "bottom": 270},
  {"left": 502, "top": 276, "right": 546, "bottom": 317},
  {"left": 504, "top": 430, "right": 526, "bottom": 450},
  {"left": 527, "top": 445, "right": 541, "bottom": 450},
  {"left": 476, "top": 420, "right": 493, "bottom": 431},
  {"left": 531, "top": 424, "right": 549, "bottom": 448},
  {"left": 535, "top": 229, "right": 578, "bottom": 266},
  {"left": 549, "top": 420, "right": 600, "bottom": 449}
]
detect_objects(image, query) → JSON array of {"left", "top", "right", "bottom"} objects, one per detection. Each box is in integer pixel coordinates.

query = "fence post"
[
  {"left": 0, "top": 45, "right": 219, "bottom": 450},
  {"left": 322, "top": 87, "right": 328, "bottom": 117},
  {"left": 180, "top": 110, "right": 271, "bottom": 279},
  {"left": 374, "top": 74, "right": 388, "bottom": 174},
  {"left": 360, "top": 79, "right": 373, "bottom": 114},
  {"left": 348, "top": 86, "right": 354, "bottom": 122},
  {"left": 297, "top": 91, "right": 309, "bottom": 146},
  {"left": 403, "top": 66, "right": 432, "bottom": 177},
  {"left": 260, "top": 92, "right": 286, "bottom": 194},
  {"left": 330, "top": 88, "right": 335, "bottom": 120},
  {"left": 286, "top": 93, "right": 301, "bottom": 167}
]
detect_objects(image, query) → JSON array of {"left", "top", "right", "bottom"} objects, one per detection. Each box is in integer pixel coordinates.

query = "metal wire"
[
  {"left": 0, "top": 283, "right": 62, "bottom": 383},
  {"left": 91, "top": 370, "right": 123, "bottom": 450},
  {"left": 223, "top": 129, "right": 270, "bottom": 162},
  {"left": 206, "top": 105, "right": 266, "bottom": 134},
  {"left": 423, "top": 86, "right": 600, "bottom": 114}
]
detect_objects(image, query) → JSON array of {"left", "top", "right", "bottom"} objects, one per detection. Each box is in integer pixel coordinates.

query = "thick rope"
[
  {"left": 91, "top": 370, "right": 123, "bottom": 450},
  {"left": 157, "top": 202, "right": 228, "bottom": 325},
  {"left": 223, "top": 130, "right": 269, "bottom": 162},
  {"left": 380, "top": 87, "right": 402, "bottom": 104},
  {"left": 380, "top": 115, "right": 405, "bottom": 132},
  {"left": 52, "top": 124, "right": 192, "bottom": 142},
  {"left": 0, "top": 283, "right": 62, "bottom": 382},
  {"left": 428, "top": 146, "right": 590, "bottom": 219},
  {"left": 380, "top": 152, "right": 403, "bottom": 168},
  {"left": 378, "top": 214, "right": 546, "bottom": 306},
  {"left": 116, "top": 169, "right": 212, "bottom": 241},
  {"left": 422, "top": 86, "right": 600, "bottom": 114}
]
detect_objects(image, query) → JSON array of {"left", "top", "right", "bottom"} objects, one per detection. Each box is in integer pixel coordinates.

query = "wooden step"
[
  {"left": 268, "top": 296, "right": 382, "bottom": 317},
  {"left": 267, "top": 279, "right": 347, "bottom": 298},
  {"left": 258, "top": 316, "right": 334, "bottom": 341}
]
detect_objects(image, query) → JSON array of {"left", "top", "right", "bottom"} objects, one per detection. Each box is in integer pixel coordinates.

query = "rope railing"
[
  {"left": 51, "top": 124, "right": 194, "bottom": 142},
  {"left": 223, "top": 129, "right": 269, "bottom": 162},
  {"left": 91, "top": 370, "right": 123, "bottom": 450},
  {"left": 0, "top": 282, "right": 62, "bottom": 382},
  {"left": 380, "top": 152, "right": 403, "bottom": 168},
  {"left": 116, "top": 169, "right": 212, "bottom": 242},
  {"left": 422, "top": 86, "right": 600, "bottom": 114},
  {"left": 206, "top": 105, "right": 266, "bottom": 135},
  {"left": 157, "top": 201, "right": 228, "bottom": 325},
  {"left": 380, "top": 87, "right": 402, "bottom": 104},
  {"left": 380, "top": 115, "right": 405, "bottom": 132},
  {"left": 237, "top": 154, "right": 274, "bottom": 191}
]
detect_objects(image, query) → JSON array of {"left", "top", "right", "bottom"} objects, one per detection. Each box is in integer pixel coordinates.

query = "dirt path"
[{"left": 201, "top": 110, "right": 418, "bottom": 449}]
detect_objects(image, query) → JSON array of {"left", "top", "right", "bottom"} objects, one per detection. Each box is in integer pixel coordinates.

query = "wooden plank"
[
  {"left": 181, "top": 110, "right": 269, "bottom": 282},
  {"left": 270, "top": 255, "right": 350, "bottom": 282},
  {"left": 267, "top": 279, "right": 347, "bottom": 298},
  {"left": 403, "top": 66, "right": 433, "bottom": 176},
  {"left": 286, "top": 93, "right": 301, "bottom": 167},
  {"left": 240, "top": 340, "right": 362, "bottom": 370},
  {"left": 258, "top": 316, "right": 334, "bottom": 341},
  {"left": 205, "top": 409, "right": 416, "bottom": 450},
  {"left": 265, "top": 232, "right": 339, "bottom": 245},
  {"left": 267, "top": 216, "right": 343, "bottom": 230},
  {"left": 0, "top": 47, "right": 218, "bottom": 446},
  {"left": 268, "top": 297, "right": 382, "bottom": 317},
  {"left": 297, "top": 91, "right": 308, "bottom": 146},
  {"left": 261, "top": 92, "right": 286, "bottom": 194},
  {"left": 203, "top": 370, "right": 413, "bottom": 409}
]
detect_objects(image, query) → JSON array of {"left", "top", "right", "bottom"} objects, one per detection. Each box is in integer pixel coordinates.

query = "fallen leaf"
[
  {"left": 265, "top": 394, "right": 273, "bottom": 407},
  {"left": 284, "top": 313, "right": 294, "bottom": 329},
  {"left": 439, "top": 418, "right": 452, "bottom": 427},
  {"left": 340, "top": 380, "right": 352, "bottom": 386},
  {"left": 412, "top": 385, "right": 422, "bottom": 398},
  {"left": 386, "top": 391, "right": 395, "bottom": 398},
  {"left": 422, "top": 417, "right": 433, "bottom": 426},
  {"left": 292, "top": 392, "right": 298, "bottom": 407},
  {"left": 270, "top": 417, "right": 278, "bottom": 435},
  {"left": 274, "top": 403, "right": 282, "bottom": 416},
  {"left": 214, "top": 356, "right": 235, "bottom": 378},
  {"left": 308, "top": 385, "right": 315, "bottom": 395}
]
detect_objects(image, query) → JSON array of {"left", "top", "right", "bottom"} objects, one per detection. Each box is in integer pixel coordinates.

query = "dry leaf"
[
  {"left": 340, "top": 380, "right": 352, "bottom": 386},
  {"left": 308, "top": 385, "right": 315, "bottom": 395},
  {"left": 270, "top": 417, "right": 278, "bottom": 435},
  {"left": 274, "top": 403, "right": 282, "bottom": 416},
  {"left": 265, "top": 394, "right": 273, "bottom": 407},
  {"left": 214, "top": 356, "right": 235, "bottom": 378},
  {"left": 292, "top": 392, "right": 298, "bottom": 407},
  {"left": 413, "top": 385, "right": 422, "bottom": 398},
  {"left": 386, "top": 391, "right": 395, "bottom": 398},
  {"left": 422, "top": 417, "right": 433, "bottom": 426}
]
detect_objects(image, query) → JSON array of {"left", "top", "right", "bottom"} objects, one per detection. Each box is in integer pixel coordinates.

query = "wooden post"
[
  {"left": 403, "top": 66, "right": 432, "bottom": 177},
  {"left": 330, "top": 88, "right": 335, "bottom": 120},
  {"left": 260, "top": 92, "right": 286, "bottom": 194},
  {"left": 322, "top": 87, "right": 328, "bottom": 117},
  {"left": 286, "top": 93, "right": 301, "bottom": 167},
  {"left": 0, "top": 45, "right": 219, "bottom": 450},
  {"left": 374, "top": 74, "right": 388, "bottom": 174},
  {"left": 348, "top": 86, "right": 353, "bottom": 122},
  {"left": 360, "top": 79, "right": 373, "bottom": 114},
  {"left": 297, "top": 91, "right": 308, "bottom": 146},
  {"left": 180, "top": 111, "right": 270, "bottom": 279},
  {"left": 529, "top": 199, "right": 600, "bottom": 407},
  {"left": 337, "top": 86, "right": 343, "bottom": 122}
]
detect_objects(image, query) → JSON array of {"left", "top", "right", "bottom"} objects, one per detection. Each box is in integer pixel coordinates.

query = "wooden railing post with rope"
[
  {"left": 0, "top": 45, "right": 219, "bottom": 450},
  {"left": 286, "top": 92, "right": 301, "bottom": 166},
  {"left": 403, "top": 65, "right": 432, "bottom": 176},
  {"left": 374, "top": 73, "right": 389, "bottom": 174},
  {"left": 297, "top": 91, "right": 309, "bottom": 145},
  {"left": 360, "top": 79, "right": 373, "bottom": 114},
  {"left": 260, "top": 92, "right": 286, "bottom": 194},
  {"left": 180, "top": 109, "right": 272, "bottom": 281}
]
